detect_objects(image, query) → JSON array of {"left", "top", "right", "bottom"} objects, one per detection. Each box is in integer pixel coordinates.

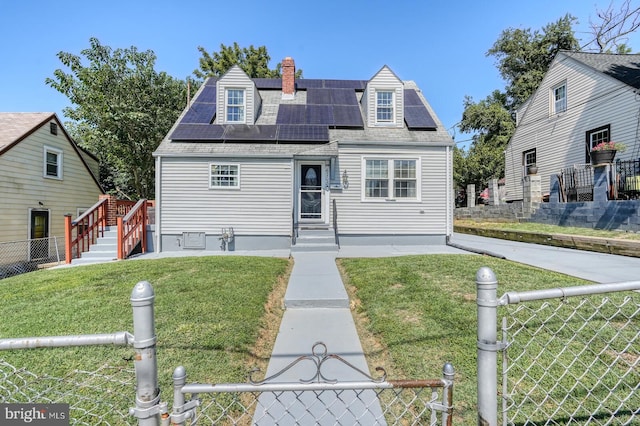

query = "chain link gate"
[
  {"left": 1, "top": 281, "right": 455, "bottom": 425},
  {"left": 168, "top": 342, "right": 454, "bottom": 425},
  {"left": 476, "top": 267, "right": 640, "bottom": 425}
]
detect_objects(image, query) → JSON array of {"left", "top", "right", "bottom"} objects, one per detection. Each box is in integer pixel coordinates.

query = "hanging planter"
[
  {"left": 591, "top": 149, "right": 616, "bottom": 166},
  {"left": 527, "top": 165, "right": 538, "bottom": 175}
]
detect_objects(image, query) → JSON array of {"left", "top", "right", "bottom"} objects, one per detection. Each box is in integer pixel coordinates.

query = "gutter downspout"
[{"left": 155, "top": 155, "right": 162, "bottom": 253}]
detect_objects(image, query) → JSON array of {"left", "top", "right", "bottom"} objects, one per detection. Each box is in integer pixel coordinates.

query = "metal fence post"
[
  {"left": 442, "top": 362, "right": 455, "bottom": 426},
  {"left": 477, "top": 267, "right": 498, "bottom": 426},
  {"left": 130, "top": 281, "right": 164, "bottom": 426}
]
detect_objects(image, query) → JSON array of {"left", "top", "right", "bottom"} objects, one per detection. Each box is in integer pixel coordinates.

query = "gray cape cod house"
[{"left": 153, "top": 58, "right": 454, "bottom": 251}]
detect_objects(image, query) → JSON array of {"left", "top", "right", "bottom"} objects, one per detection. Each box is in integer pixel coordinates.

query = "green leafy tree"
[
  {"left": 455, "top": 16, "right": 579, "bottom": 190},
  {"left": 455, "top": 92, "right": 515, "bottom": 189},
  {"left": 194, "top": 42, "right": 302, "bottom": 79},
  {"left": 46, "top": 38, "right": 189, "bottom": 199},
  {"left": 487, "top": 14, "right": 579, "bottom": 109}
]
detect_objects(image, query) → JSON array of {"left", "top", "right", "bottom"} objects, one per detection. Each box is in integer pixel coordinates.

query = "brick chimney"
[{"left": 282, "top": 57, "right": 296, "bottom": 99}]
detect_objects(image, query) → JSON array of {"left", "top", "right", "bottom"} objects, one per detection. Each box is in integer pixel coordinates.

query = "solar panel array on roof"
[
  {"left": 277, "top": 125, "right": 329, "bottom": 141},
  {"left": 307, "top": 88, "right": 358, "bottom": 105},
  {"left": 404, "top": 106, "right": 437, "bottom": 130},
  {"left": 276, "top": 104, "right": 363, "bottom": 128},
  {"left": 404, "top": 89, "right": 423, "bottom": 106},
  {"left": 224, "top": 124, "right": 278, "bottom": 141},
  {"left": 181, "top": 104, "right": 216, "bottom": 124},
  {"left": 171, "top": 124, "right": 225, "bottom": 140},
  {"left": 297, "top": 79, "right": 367, "bottom": 90},
  {"left": 253, "top": 78, "right": 282, "bottom": 89},
  {"left": 169, "top": 123, "right": 330, "bottom": 142},
  {"left": 196, "top": 86, "right": 217, "bottom": 103}
]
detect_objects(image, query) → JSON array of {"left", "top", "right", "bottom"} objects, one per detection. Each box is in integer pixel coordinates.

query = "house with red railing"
[
  {"left": 0, "top": 113, "right": 103, "bottom": 263},
  {"left": 153, "top": 58, "right": 454, "bottom": 252}
]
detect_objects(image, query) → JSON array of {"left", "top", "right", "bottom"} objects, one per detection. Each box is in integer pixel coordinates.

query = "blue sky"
[{"left": 1, "top": 0, "right": 638, "bottom": 147}]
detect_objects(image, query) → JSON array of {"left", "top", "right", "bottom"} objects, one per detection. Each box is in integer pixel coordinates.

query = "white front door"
[{"left": 299, "top": 163, "right": 326, "bottom": 223}]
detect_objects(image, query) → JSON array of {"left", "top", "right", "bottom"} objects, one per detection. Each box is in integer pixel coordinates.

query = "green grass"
[
  {"left": 455, "top": 219, "right": 640, "bottom": 240},
  {"left": 338, "top": 254, "right": 640, "bottom": 424},
  {"left": 0, "top": 256, "right": 290, "bottom": 388}
]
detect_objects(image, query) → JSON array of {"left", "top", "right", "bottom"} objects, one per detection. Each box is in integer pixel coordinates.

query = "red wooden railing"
[
  {"left": 117, "top": 199, "right": 148, "bottom": 260},
  {"left": 64, "top": 198, "right": 108, "bottom": 264}
]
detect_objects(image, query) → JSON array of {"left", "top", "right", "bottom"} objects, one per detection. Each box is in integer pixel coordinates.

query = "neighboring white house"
[
  {"left": 0, "top": 113, "right": 103, "bottom": 251},
  {"left": 153, "top": 59, "right": 454, "bottom": 251},
  {"left": 505, "top": 51, "right": 640, "bottom": 202}
]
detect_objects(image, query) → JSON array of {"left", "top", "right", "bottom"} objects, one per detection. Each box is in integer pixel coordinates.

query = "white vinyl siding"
[
  {"left": 364, "top": 66, "right": 404, "bottom": 127},
  {"left": 505, "top": 53, "right": 640, "bottom": 201},
  {"left": 160, "top": 158, "right": 292, "bottom": 235},
  {"left": 332, "top": 145, "right": 450, "bottom": 235},
  {"left": 0, "top": 121, "right": 102, "bottom": 243},
  {"left": 216, "top": 66, "right": 261, "bottom": 125}
]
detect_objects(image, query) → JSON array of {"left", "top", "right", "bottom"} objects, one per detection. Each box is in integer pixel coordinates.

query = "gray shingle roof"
[
  {"left": 155, "top": 76, "right": 453, "bottom": 157},
  {"left": 563, "top": 51, "right": 640, "bottom": 89},
  {"left": 0, "top": 112, "right": 54, "bottom": 153}
]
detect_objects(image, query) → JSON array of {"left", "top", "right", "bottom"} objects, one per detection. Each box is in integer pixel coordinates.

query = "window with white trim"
[
  {"left": 586, "top": 124, "right": 610, "bottom": 162},
  {"left": 226, "top": 89, "right": 245, "bottom": 123},
  {"left": 551, "top": 82, "right": 566, "bottom": 114},
  {"left": 43, "top": 146, "right": 63, "bottom": 179},
  {"left": 210, "top": 163, "right": 240, "bottom": 188},
  {"left": 363, "top": 158, "right": 419, "bottom": 200},
  {"left": 523, "top": 148, "right": 536, "bottom": 176},
  {"left": 376, "top": 91, "right": 394, "bottom": 123}
]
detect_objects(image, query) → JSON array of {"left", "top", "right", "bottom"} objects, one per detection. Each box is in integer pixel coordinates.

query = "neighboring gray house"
[
  {"left": 505, "top": 51, "right": 640, "bottom": 202},
  {"left": 153, "top": 58, "right": 454, "bottom": 251}
]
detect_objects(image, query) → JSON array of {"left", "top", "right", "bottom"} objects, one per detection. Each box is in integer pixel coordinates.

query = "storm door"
[
  {"left": 299, "top": 163, "right": 324, "bottom": 222},
  {"left": 29, "top": 210, "right": 49, "bottom": 260}
]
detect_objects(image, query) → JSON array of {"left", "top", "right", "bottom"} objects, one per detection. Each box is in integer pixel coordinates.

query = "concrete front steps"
[
  {"left": 72, "top": 227, "right": 118, "bottom": 265},
  {"left": 291, "top": 226, "right": 339, "bottom": 252}
]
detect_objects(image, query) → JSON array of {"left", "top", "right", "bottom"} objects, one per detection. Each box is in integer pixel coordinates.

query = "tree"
[
  {"left": 194, "top": 42, "right": 302, "bottom": 79},
  {"left": 586, "top": 0, "right": 640, "bottom": 53},
  {"left": 487, "top": 14, "right": 579, "bottom": 109},
  {"left": 455, "top": 92, "right": 515, "bottom": 189},
  {"left": 455, "top": 16, "right": 579, "bottom": 189},
  {"left": 46, "top": 38, "right": 189, "bottom": 199}
]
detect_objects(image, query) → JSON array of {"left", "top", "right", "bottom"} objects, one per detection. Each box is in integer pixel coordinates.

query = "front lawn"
[{"left": 339, "top": 254, "right": 593, "bottom": 424}]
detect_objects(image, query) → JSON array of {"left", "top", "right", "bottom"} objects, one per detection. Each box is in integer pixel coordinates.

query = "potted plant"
[
  {"left": 527, "top": 164, "right": 538, "bottom": 175},
  {"left": 591, "top": 141, "right": 626, "bottom": 165}
]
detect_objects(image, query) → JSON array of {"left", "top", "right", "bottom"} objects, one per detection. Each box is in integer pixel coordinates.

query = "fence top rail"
[
  {"left": 0, "top": 331, "right": 133, "bottom": 350},
  {"left": 499, "top": 280, "right": 640, "bottom": 305},
  {"left": 181, "top": 378, "right": 449, "bottom": 394}
]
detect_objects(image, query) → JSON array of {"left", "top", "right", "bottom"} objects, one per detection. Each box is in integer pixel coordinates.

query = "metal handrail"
[{"left": 333, "top": 198, "right": 340, "bottom": 249}]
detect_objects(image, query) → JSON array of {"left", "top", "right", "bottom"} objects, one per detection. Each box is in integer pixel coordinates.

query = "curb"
[{"left": 454, "top": 226, "right": 640, "bottom": 258}]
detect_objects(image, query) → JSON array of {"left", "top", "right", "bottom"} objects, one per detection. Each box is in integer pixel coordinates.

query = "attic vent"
[{"left": 50, "top": 122, "right": 58, "bottom": 135}]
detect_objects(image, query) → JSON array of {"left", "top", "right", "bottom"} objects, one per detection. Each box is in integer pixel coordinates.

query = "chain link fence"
[
  {"left": 0, "top": 237, "right": 63, "bottom": 279},
  {"left": 477, "top": 267, "right": 640, "bottom": 425},
  {"left": 0, "top": 359, "right": 135, "bottom": 425}
]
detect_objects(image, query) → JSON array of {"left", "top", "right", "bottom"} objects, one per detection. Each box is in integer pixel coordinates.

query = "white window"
[
  {"left": 523, "top": 148, "right": 537, "bottom": 176},
  {"left": 363, "top": 158, "right": 419, "bottom": 201},
  {"left": 210, "top": 163, "right": 240, "bottom": 188},
  {"left": 226, "top": 89, "right": 245, "bottom": 123},
  {"left": 551, "top": 83, "right": 566, "bottom": 114},
  {"left": 43, "top": 146, "right": 63, "bottom": 179},
  {"left": 376, "top": 91, "right": 394, "bottom": 123}
]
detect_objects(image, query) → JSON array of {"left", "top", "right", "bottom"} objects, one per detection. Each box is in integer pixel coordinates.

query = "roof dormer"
[
  {"left": 216, "top": 65, "right": 262, "bottom": 125},
  {"left": 363, "top": 65, "right": 404, "bottom": 128}
]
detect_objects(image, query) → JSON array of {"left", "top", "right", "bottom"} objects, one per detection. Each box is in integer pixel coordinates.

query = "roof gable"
[
  {"left": 0, "top": 112, "right": 103, "bottom": 192},
  {"left": 562, "top": 51, "right": 640, "bottom": 90}
]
